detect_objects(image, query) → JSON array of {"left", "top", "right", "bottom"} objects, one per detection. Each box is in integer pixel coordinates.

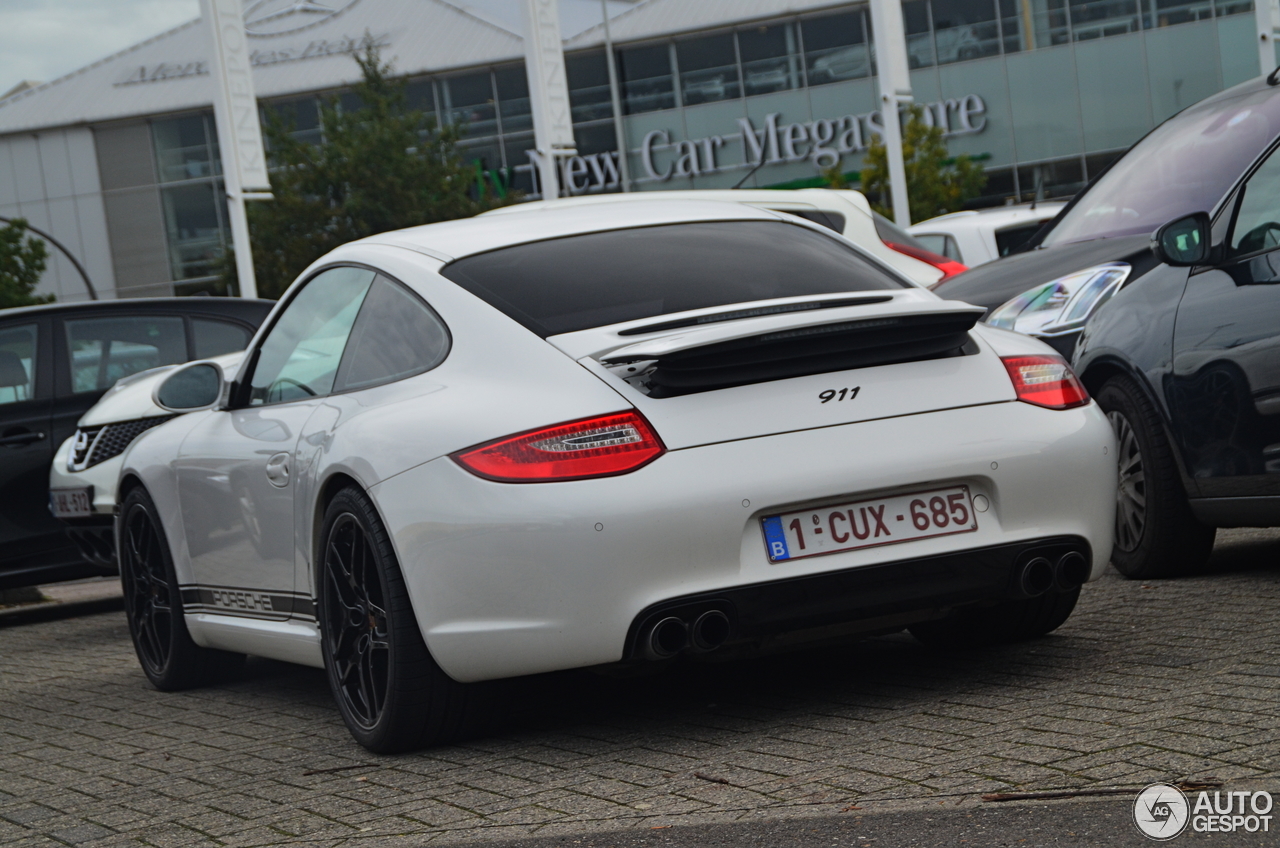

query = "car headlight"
[{"left": 985, "top": 262, "right": 1131, "bottom": 336}]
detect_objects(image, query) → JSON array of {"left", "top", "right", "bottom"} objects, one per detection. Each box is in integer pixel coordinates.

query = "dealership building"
[{"left": 0, "top": 0, "right": 1268, "bottom": 300}]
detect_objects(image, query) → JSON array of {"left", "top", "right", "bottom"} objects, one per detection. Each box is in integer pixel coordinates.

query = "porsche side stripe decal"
[{"left": 179, "top": 585, "right": 317, "bottom": 619}]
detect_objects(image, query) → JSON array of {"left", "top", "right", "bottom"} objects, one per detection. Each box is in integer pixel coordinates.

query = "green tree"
[
  {"left": 858, "top": 105, "right": 986, "bottom": 224},
  {"left": 237, "top": 40, "right": 508, "bottom": 298},
  {"left": 0, "top": 218, "right": 53, "bottom": 309}
]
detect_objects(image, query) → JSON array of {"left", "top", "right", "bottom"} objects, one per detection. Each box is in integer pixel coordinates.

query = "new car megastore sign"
[{"left": 533, "top": 95, "right": 988, "bottom": 193}]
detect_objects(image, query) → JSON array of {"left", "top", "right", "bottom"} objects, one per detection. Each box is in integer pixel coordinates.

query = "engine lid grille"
[{"left": 642, "top": 311, "right": 980, "bottom": 397}]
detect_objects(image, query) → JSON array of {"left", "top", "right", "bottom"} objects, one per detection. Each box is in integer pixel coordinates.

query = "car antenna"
[
  {"left": 1030, "top": 168, "right": 1045, "bottom": 211},
  {"left": 1269, "top": 66, "right": 1280, "bottom": 86},
  {"left": 732, "top": 157, "right": 768, "bottom": 189}
]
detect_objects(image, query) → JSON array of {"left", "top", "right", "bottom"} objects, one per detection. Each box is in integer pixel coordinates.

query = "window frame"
[
  {"left": 1224, "top": 138, "right": 1280, "bottom": 263},
  {"left": 0, "top": 318, "right": 49, "bottom": 407},
  {"left": 53, "top": 310, "right": 258, "bottom": 398},
  {"left": 331, "top": 274, "right": 453, "bottom": 394},
  {"left": 230, "top": 264, "right": 451, "bottom": 409}
]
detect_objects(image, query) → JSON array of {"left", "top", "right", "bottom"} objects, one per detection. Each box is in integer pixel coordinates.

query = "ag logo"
[
  {"left": 1134, "top": 783, "right": 1189, "bottom": 840},
  {"left": 243, "top": 0, "right": 360, "bottom": 37}
]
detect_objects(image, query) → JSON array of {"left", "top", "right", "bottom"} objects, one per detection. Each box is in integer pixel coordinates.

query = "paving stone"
[{"left": 3, "top": 530, "right": 1280, "bottom": 844}]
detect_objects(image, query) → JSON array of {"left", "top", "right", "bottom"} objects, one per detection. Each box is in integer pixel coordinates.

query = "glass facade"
[
  {"left": 151, "top": 112, "right": 234, "bottom": 294},
  {"left": 144, "top": 0, "right": 1261, "bottom": 290}
]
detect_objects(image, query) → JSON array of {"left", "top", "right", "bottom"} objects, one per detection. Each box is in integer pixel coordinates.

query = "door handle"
[
  {"left": 265, "top": 452, "right": 291, "bottom": 487},
  {"left": 0, "top": 430, "right": 45, "bottom": 447}
]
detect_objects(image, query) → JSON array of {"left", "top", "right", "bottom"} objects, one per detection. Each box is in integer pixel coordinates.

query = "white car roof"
[
  {"left": 909, "top": 202, "right": 1066, "bottom": 235},
  {"left": 482, "top": 188, "right": 877, "bottom": 217},
  {"left": 360, "top": 199, "right": 796, "bottom": 262}
]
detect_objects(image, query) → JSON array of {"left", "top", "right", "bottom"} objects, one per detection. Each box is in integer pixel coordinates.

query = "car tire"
[
  {"left": 1095, "top": 375, "right": 1215, "bottom": 578},
  {"left": 118, "top": 486, "right": 244, "bottom": 690},
  {"left": 909, "top": 588, "right": 1080, "bottom": 647},
  {"left": 317, "top": 486, "right": 470, "bottom": 753}
]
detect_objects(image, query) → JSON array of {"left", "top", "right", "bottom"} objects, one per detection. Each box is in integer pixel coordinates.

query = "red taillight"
[
  {"left": 884, "top": 241, "right": 968, "bottom": 284},
  {"left": 452, "top": 411, "right": 665, "bottom": 482},
  {"left": 1001, "top": 355, "right": 1090, "bottom": 410}
]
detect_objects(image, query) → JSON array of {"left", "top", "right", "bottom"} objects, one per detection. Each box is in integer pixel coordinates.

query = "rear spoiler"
[{"left": 596, "top": 298, "right": 985, "bottom": 398}]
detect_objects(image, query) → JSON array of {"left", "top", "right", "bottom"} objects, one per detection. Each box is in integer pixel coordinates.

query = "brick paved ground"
[{"left": 2, "top": 529, "right": 1279, "bottom": 847}]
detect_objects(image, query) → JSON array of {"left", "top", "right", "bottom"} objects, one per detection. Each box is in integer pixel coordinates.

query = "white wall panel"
[
  {"left": 74, "top": 194, "right": 116, "bottom": 298},
  {"left": 65, "top": 128, "right": 102, "bottom": 198},
  {"left": 37, "top": 133, "right": 74, "bottom": 200},
  {"left": 0, "top": 141, "right": 16, "bottom": 208},
  {"left": 10, "top": 136, "right": 43, "bottom": 203},
  {"left": 45, "top": 196, "right": 84, "bottom": 300}
]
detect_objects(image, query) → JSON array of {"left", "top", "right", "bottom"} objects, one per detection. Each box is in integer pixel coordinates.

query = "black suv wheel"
[{"left": 1095, "top": 376, "right": 1215, "bottom": 578}]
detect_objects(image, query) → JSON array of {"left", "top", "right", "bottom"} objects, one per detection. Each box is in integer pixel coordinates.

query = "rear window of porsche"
[{"left": 439, "top": 221, "right": 908, "bottom": 337}]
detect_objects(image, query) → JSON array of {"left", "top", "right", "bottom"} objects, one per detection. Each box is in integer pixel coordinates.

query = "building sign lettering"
[
  {"left": 521, "top": 95, "right": 987, "bottom": 195},
  {"left": 641, "top": 96, "right": 986, "bottom": 183},
  {"left": 116, "top": 33, "right": 389, "bottom": 85}
]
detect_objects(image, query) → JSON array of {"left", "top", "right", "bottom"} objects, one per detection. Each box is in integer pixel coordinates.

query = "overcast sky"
[{"left": 1, "top": 0, "right": 200, "bottom": 96}]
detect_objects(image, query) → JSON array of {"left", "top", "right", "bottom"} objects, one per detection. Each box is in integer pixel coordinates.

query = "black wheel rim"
[
  {"left": 120, "top": 503, "right": 173, "bottom": 675},
  {"left": 323, "top": 513, "right": 390, "bottom": 730},
  {"left": 1108, "top": 410, "right": 1146, "bottom": 553}
]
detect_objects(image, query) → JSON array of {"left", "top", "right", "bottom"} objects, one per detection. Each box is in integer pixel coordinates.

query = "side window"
[
  {"left": 65, "top": 316, "right": 187, "bottom": 393},
  {"left": 0, "top": 324, "right": 37, "bottom": 404},
  {"left": 996, "top": 224, "right": 1044, "bottom": 257},
  {"left": 914, "top": 233, "right": 962, "bottom": 262},
  {"left": 1230, "top": 150, "right": 1280, "bottom": 258},
  {"left": 334, "top": 276, "right": 450, "bottom": 392},
  {"left": 193, "top": 319, "right": 252, "bottom": 359},
  {"left": 248, "top": 266, "right": 375, "bottom": 406}
]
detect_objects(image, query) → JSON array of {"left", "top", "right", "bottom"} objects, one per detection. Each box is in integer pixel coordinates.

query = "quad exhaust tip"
[
  {"left": 691, "top": 610, "right": 731, "bottom": 651},
  {"left": 1054, "top": 551, "right": 1089, "bottom": 591},
  {"left": 1017, "top": 550, "right": 1089, "bottom": 597},
  {"left": 647, "top": 616, "right": 688, "bottom": 659},
  {"left": 1020, "top": 556, "right": 1055, "bottom": 597},
  {"left": 642, "top": 609, "right": 733, "bottom": 659}
]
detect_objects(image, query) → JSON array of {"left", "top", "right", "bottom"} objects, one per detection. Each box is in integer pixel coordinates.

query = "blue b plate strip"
[{"left": 761, "top": 515, "right": 790, "bottom": 562}]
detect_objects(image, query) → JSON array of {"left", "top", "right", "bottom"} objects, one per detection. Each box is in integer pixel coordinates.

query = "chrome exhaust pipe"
[
  {"left": 1054, "top": 551, "right": 1089, "bottom": 591},
  {"left": 1019, "top": 556, "right": 1054, "bottom": 597},
  {"left": 690, "top": 610, "right": 731, "bottom": 652},
  {"left": 644, "top": 616, "right": 688, "bottom": 660}
]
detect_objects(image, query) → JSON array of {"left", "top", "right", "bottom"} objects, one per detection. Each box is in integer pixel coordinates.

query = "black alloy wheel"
[
  {"left": 322, "top": 512, "right": 391, "bottom": 730},
  {"left": 120, "top": 496, "right": 173, "bottom": 678},
  {"left": 1095, "top": 376, "right": 1215, "bottom": 578},
  {"left": 317, "top": 487, "right": 471, "bottom": 753},
  {"left": 118, "top": 486, "right": 243, "bottom": 690}
]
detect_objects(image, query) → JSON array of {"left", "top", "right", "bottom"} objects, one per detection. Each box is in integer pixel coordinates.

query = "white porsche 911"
[{"left": 118, "top": 200, "right": 1116, "bottom": 752}]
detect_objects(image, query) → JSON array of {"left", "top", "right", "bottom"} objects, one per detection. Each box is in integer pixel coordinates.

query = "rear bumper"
[
  {"left": 624, "top": 535, "right": 1088, "bottom": 660},
  {"left": 372, "top": 400, "right": 1116, "bottom": 683}
]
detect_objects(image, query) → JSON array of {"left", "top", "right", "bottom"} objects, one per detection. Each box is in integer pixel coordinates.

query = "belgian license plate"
[
  {"left": 50, "top": 487, "right": 93, "bottom": 519},
  {"left": 761, "top": 485, "right": 977, "bottom": 562}
]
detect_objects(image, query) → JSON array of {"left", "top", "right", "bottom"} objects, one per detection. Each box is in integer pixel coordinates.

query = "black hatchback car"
[
  {"left": 0, "top": 297, "right": 274, "bottom": 589},
  {"left": 935, "top": 74, "right": 1280, "bottom": 580}
]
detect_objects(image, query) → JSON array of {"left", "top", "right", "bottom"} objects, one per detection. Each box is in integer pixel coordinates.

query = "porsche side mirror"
[
  {"left": 154, "top": 361, "right": 226, "bottom": 412},
  {"left": 1151, "top": 212, "right": 1212, "bottom": 267}
]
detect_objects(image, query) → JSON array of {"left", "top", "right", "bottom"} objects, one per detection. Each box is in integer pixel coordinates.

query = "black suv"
[
  {"left": 0, "top": 297, "right": 274, "bottom": 589},
  {"left": 935, "top": 74, "right": 1280, "bottom": 579}
]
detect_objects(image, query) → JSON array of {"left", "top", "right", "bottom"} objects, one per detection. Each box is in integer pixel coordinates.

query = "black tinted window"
[
  {"left": 441, "top": 222, "right": 906, "bottom": 337},
  {"left": 0, "top": 323, "right": 37, "bottom": 404},
  {"left": 335, "top": 276, "right": 450, "bottom": 391},
  {"left": 1046, "top": 86, "right": 1280, "bottom": 245},
  {"left": 994, "top": 223, "right": 1046, "bottom": 257},
  {"left": 872, "top": 212, "right": 930, "bottom": 251},
  {"left": 65, "top": 316, "right": 187, "bottom": 393},
  {"left": 193, "top": 319, "right": 251, "bottom": 358}
]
